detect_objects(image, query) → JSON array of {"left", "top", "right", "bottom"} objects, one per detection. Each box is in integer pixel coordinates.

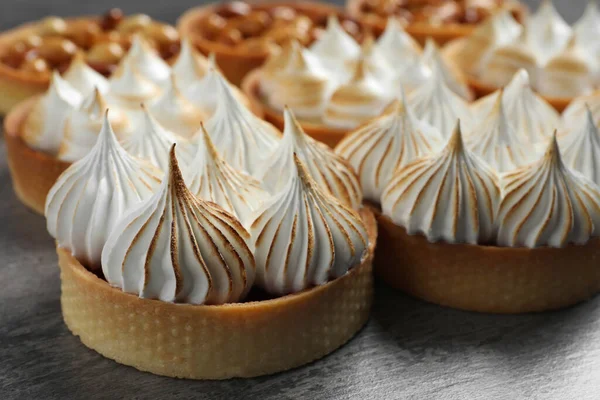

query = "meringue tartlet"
[
  {"left": 242, "top": 17, "right": 472, "bottom": 147},
  {"left": 4, "top": 35, "right": 256, "bottom": 215},
  {"left": 0, "top": 10, "right": 180, "bottom": 115},
  {"left": 346, "top": 0, "right": 527, "bottom": 45},
  {"left": 51, "top": 108, "right": 377, "bottom": 378},
  {"left": 177, "top": 0, "right": 365, "bottom": 86},
  {"left": 444, "top": 1, "right": 600, "bottom": 111}
]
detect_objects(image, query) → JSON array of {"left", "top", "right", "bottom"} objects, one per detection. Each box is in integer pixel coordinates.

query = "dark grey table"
[{"left": 1, "top": 1, "right": 598, "bottom": 399}]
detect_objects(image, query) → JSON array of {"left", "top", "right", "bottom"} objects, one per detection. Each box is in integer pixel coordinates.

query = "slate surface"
[{"left": 1, "top": 1, "right": 598, "bottom": 399}]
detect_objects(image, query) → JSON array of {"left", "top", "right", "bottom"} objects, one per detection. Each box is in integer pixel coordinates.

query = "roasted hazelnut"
[
  {"left": 203, "top": 14, "right": 227, "bottom": 39},
  {"left": 239, "top": 37, "right": 276, "bottom": 53},
  {"left": 86, "top": 41, "right": 124, "bottom": 64},
  {"left": 65, "top": 20, "right": 102, "bottom": 49},
  {"left": 270, "top": 6, "right": 296, "bottom": 22},
  {"left": 218, "top": 1, "right": 251, "bottom": 18},
  {"left": 143, "top": 22, "right": 179, "bottom": 45},
  {"left": 226, "top": 16, "right": 264, "bottom": 38},
  {"left": 37, "top": 37, "right": 77, "bottom": 65},
  {"left": 20, "top": 57, "right": 50, "bottom": 73},
  {"left": 100, "top": 8, "right": 124, "bottom": 31},
  {"left": 218, "top": 28, "right": 243, "bottom": 46},
  {"left": 37, "top": 16, "right": 67, "bottom": 36},
  {"left": 116, "top": 14, "right": 152, "bottom": 33}
]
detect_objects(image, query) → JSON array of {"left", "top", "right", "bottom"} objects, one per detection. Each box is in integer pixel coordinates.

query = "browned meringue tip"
[
  {"left": 545, "top": 130, "right": 562, "bottom": 164},
  {"left": 292, "top": 153, "right": 317, "bottom": 190},
  {"left": 198, "top": 122, "right": 221, "bottom": 160},
  {"left": 283, "top": 107, "right": 306, "bottom": 139},
  {"left": 448, "top": 120, "right": 465, "bottom": 151}
]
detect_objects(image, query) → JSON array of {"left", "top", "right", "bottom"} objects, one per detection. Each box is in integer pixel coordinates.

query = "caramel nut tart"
[
  {"left": 48, "top": 111, "right": 376, "bottom": 378},
  {"left": 346, "top": 0, "right": 527, "bottom": 45},
  {"left": 178, "top": 0, "right": 367, "bottom": 86},
  {"left": 0, "top": 10, "right": 182, "bottom": 115},
  {"left": 242, "top": 17, "right": 472, "bottom": 147},
  {"left": 3, "top": 36, "right": 258, "bottom": 214},
  {"left": 444, "top": 1, "right": 600, "bottom": 111}
]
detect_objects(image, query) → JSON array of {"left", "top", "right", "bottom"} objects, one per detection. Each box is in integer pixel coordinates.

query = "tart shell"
[
  {"left": 59, "top": 208, "right": 377, "bottom": 379},
  {"left": 4, "top": 96, "right": 70, "bottom": 215},
  {"left": 177, "top": 1, "right": 345, "bottom": 87},
  {"left": 375, "top": 212, "right": 600, "bottom": 314},
  {"left": 242, "top": 69, "right": 349, "bottom": 148}
]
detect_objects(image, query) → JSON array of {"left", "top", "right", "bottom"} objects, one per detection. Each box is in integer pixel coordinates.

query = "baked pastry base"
[
  {"left": 177, "top": 1, "right": 344, "bottom": 86},
  {"left": 443, "top": 38, "right": 571, "bottom": 112},
  {"left": 59, "top": 208, "right": 377, "bottom": 379},
  {"left": 242, "top": 69, "right": 349, "bottom": 148},
  {"left": 346, "top": 0, "right": 527, "bottom": 45},
  {"left": 376, "top": 213, "right": 600, "bottom": 314},
  {"left": 4, "top": 96, "right": 70, "bottom": 215}
]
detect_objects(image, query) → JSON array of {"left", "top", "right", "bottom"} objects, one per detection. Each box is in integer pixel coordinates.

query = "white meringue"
[
  {"left": 335, "top": 95, "right": 442, "bottom": 203},
  {"left": 310, "top": 15, "right": 360, "bottom": 80},
  {"left": 172, "top": 37, "right": 213, "bottom": 86},
  {"left": 58, "top": 89, "right": 129, "bottom": 163},
  {"left": 526, "top": 0, "right": 573, "bottom": 65},
  {"left": 559, "top": 106, "right": 600, "bottom": 186},
  {"left": 184, "top": 125, "right": 268, "bottom": 226},
  {"left": 22, "top": 71, "right": 83, "bottom": 154},
  {"left": 102, "top": 146, "right": 255, "bottom": 305},
  {"left": 62, "top": 53, "right": 109, "bottom": 96},
  {"left": 382, "top": 122, "right": 500, "bottom": 244},
  {"left": 574, "top": 1, "right": 600, "bottom": 58},
  {"left": 345, "top": 36, "right": 394, "bottom": 86},
  {"left": 374, "top": 18, "right": 422, "bottom": 68},
  {"left": 204, "top": 75, "right": 280, "bottom": 176},
  {"left": 562, "top": 90, "right": 600, "bottom": 132},
  {"left": 183, "top": 67, "right": 248, "bottom": 116},
  {"left": 259, "top": 108, "right": 362, "bottom": 209},
  {"left": 496, "top": 134, "right": 600, "bottom": 248},
  {"left": 108, "top": 55, "right": 161, "bottom": 108},
  {"left": 249, "top": 154, "right": 368, "bottom": 296},
  {"left": 45, "top": 114, "right": 161, "bottom": 270},
  {"left": 422, "top": 39, "right": 471, "bottom": 100},
  {"left": 123, "top": 34, "right": 171, "bottom": 85}
]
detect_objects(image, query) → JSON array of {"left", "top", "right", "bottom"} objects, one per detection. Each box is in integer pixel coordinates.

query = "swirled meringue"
[
  {"left": 259, "top": 108, "right": 362, "bottom": 209},
  {"left": 480, "top": 31, "right": 538, "bottom": 88},
  {"left": 562, "top": 90, "right": 600, "bottom": 132},
  {"left": 249, "top": 154, "right": 368, "bottom": 295},
  {"left": 204, "top": 75, "right": 280, "bottom": 176},
  {"left": 45, "top": 114, "right": 161, "bottom": 269},
  {"left": 149, "top": 74, "right": 207, "bottom": 137},
  {"left": 109, "top": 55, "right": 161, "bottom": 108},
  {"left": 559, "top": 106, "right": 600, "bottom": 186},
  {"left": 496, "top": 134, "right": 600, "bottom": 248},
  {"left": 408, "top": 65, "right": 473, "bottom": 138},
  {"left": 345, "top": 36, "right": 393, "bottom": 85},
  {"left": 22, "top": 71, "right": 83, "bottom": 154},
  {"left": 121, "top": 105, "right": 194, "bottom": 171},
  {"left": 574, "top": 1, "right": 600, "bottom": 58},
  {"left": 123, "top": 34, "right": 171, "bottom": 85},
  {"left": 467, "top": 90, "right": 531, "bottom": 173},
  {"left": 102, "top": 146, "right": 255, "bottom": 305},
  {"left": 183, "top": 67, "right": 249, "bottom": 116},
  {"left": 267, "top": 40, "right": 334, "bottom": 120},
  {"left": 172, "top": 37, "right": 213, "bottom": 86},
  {"left": 422, "top": 39, "right": 471, "bottom": 100},
  {"left": 260, "top": 41, "right": 293, "bottom": 95},
  {"left": 62, "top": 52, "right": 109, "bottom": 96},
  {"left": 310, "top": 15, "right": 360, "bottom": 80},
  {"left": 471, "top": 69, "right": 560, "bottom": 142},
  {"left": 335, "top": 95, "right": 442, "bottom": 203},
  {"left": 382, "top": 122, "right": 500, "bottom": 244},
  {"left": 526, "top": 0, "right": 572, "bottom": 65},
  {"left": 323, "top": 57, "right": 391, "bottom": 130},
  {"left": 184, "top": 125, "right": 267, "bottom": 226},
  {"left": 58, "top": 89, "right": 129, "bottom": 162},
  {"left": 374, "top": 18, "right": 422, "bottom": 68}
]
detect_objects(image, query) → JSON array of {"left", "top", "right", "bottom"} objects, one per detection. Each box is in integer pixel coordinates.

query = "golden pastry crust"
[
  {"left": 375, "top": 211, "right": 600, "bottom": 314},
  {"left": 443, "top": 38, "right": 571, "bottom": 112},
  {"left": 346, "top": 0, "right": 528, "bottom": 45},
  {"left": 59, "top": 208, "right": 377, "bottom": 379},
  {"left": 4, "top": 96, "right": 70, "bottom": 214},
  {"left": 242, "top": 69, "right": 349, "bottom": 148},
  {"left": 177, "top": 1, "right": 353, "bottom": 86}
]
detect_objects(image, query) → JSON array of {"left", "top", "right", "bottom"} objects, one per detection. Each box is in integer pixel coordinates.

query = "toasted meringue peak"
[
  {"left": 408, "top": 65, "right": 472, "bottom": 138},
  {"left": 102, "top": 146, "right": 255, "bottom": 305},
  {"left": 422, "top": 39, "right": 471, "bottom": 100},
  {"left": 574, "top": 1, "right": 600, "bottom": 57},
  {"left": 267, "top": 40, "right": 334, "bottom": 120},
  {"left": 249, "top": 154, "right": 368, "bottom": 295},
  {"left": 472, "top": 69, "right": 560, "bottom": 142},
  {"left": 323, "top": 57, "right": 391, "bottom": 129},
  {"left": 172, "top": 38, "right": 213, "bottom": 85},
  {"left": 345, "top": 35, "right": 393, "bottom": 84},
  {"left": 62, "top": 52, "right": 109, "bottom": 96},
  {"left": 121, "top": 105, "right": 194, "bottom": 171},
  {"left": 375, "top": 18, "right": 422, "bottom": 67},
  {"left": 310, "top": 15, "right": 360, "bottom": 75},
  {"left": 335, "top": 91, "right": 443, "bottom": 203},
  {"left": 184, "top": 125, "right": 267, "bottom": 226},
  {"left": 123, "top": 34, "right": 171, "bottom": 85},
  {"left": 562, "top": 90, "right": 600, "bottom": 131},
  {"left": 183, "top": 67, "right": 248, "bottom": 116},
  {"left": 22, "top": 71, "right": 83, "bottom": 154},
  {"left": 45, "top": 114, "right": 162, "bottom": 269},
  {"left": 496, "top": 133, "right": 600, "bottom": 248},
  {"left": 260, "top": 41, "right": 293, "bottom": 93},
  {"left": 109, "top": 56, "right": 161, "bottom": 108},
  {"left": 205, "top": 75, "right": 280, "bottom": 176},
  {"left": 391, "top": 54, "right": 432, "bottom": 94},
  {"left": 382, "top": 122, "right": 500, "bottom": 244},
  {"left": 58, "top": 89, "right": 129, "bottom": 162},
  {"left": 149, "top": 74, "right": 207, "bottom": 137},
  {"left": 260, "top": 108, "right": 362, "bottom": 209},
  {"left": 467, "top": 90, "right": 531, "bottom": 173},
  {"left": 560, "top": 106, "right": 600, "bottom": 185},
  {"left": 526, "top": 0, "right": 573, "bottom": 65}
]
